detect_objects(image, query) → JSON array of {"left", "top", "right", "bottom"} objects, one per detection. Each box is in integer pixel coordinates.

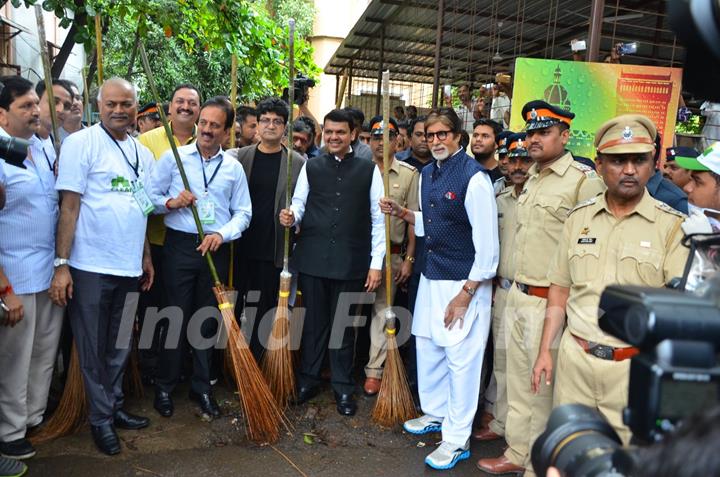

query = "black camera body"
[
  {"left": 282, "top": 73, "right": 316, "bottom": 106},
  {"left": 0, "top": 135, "right": 30, "bottom": 169}
]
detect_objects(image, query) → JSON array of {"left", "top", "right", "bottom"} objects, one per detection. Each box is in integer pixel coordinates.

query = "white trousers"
[
  {"left": 0, "top": 291, "right": 64, "bottom": 441},
  {"left": 416, "top": 312, "right": 490, "bottom": 445}
]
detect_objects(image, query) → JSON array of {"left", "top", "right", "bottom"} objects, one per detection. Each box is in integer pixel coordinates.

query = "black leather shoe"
[
  {"left": 189, "top": 390, "right": 220, "bottom": 418},
  {"left": 90, "top": 423, "right": 121, "bottom": 456},
  {"left": 154, "top": 390, "right": 174, "bottom": 418},
  {"left": 291, "top": 386, "right": 318, "bottom": 405},
  {"left": 114, "top": 409, "right": 150, "bottom": 430},
  {"left": 334, "top": 392, "right": 357, "bottom": 416}
]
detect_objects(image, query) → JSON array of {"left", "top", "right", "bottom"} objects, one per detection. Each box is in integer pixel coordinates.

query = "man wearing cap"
[
  {"left": 678, "top": 142, "right": 720, "bottom": 232},
  {"left": 664, "top": 146, "right": 697, "bottom": 189},
  {"left": 531, "top": 114, "right": 688, "bottom": 443},
  {"left": 380, "top": 107, "right": 498, "bottom": 470},
  {"left": 137, "top": 102, "right": 162, "bottom": 134},
  {"left": 363, "top": 115, "right": 419, "bottom": 397},
  {"left": 474, "top": 132, "right": 533, "bottom": 443},
  {"left": 470, "top": 118, "right": 504, "bottom": 184},
  {"left": 478, "top": 100, "right": 605, "bottom": 476},
  {"left": 493, "top": 130, "right": 514, "bottom": 194}
]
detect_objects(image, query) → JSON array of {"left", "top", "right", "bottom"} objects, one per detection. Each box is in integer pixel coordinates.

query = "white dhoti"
[{"left": 414, "top": 275, "right": 492, "bottom": 445}]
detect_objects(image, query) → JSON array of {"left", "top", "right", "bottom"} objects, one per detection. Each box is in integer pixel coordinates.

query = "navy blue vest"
[{"left": 420, "top": 150, "right": 483, "bottom": 280}]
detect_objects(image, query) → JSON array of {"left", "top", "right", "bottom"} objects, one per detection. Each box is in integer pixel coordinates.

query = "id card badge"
[
  {"left": 197, "top": 193, "right": 216, "bottom": 224},
  {"left": 132, "top": 181, "right": 155, "bottom": 216}
]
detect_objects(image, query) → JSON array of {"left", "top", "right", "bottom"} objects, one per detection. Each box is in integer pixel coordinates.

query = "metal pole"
[
  {"left": 335, "top": 74, "right": 340, "bottom": 106},
  {"left": 347, "top": 60, "right": 354, "bottom": 107},
  {"left": 587, "top": 0, "right": 605, "bottom": 62},
  {"left": 375, "top": 25, "right": 385, "bottom": 116},
  {"left": 432, "top": 0, "right": 445, "bottom": 108}
]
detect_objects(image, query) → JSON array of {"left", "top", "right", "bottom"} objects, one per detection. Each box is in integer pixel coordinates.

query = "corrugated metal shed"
[{"left": 325, "top": 0, "right": 681, "bottom": 85}]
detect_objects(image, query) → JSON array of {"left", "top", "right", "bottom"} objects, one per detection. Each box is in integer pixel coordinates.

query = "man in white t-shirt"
[
  {"left": 50, "top": 77, "right": 155, "bottom": 456},
  {"left": 491, "top": 84, "right": 512, "bottom": 129}
]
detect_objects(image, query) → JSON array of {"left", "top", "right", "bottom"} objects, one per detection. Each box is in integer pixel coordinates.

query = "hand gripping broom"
[
  {"left": 138, "top": 40, "right": 287, "bottom": 443},
  {"left": 371, "top": 71, "right": 419, "bottom": 428},
  {"left": 261, "top": 19, "right": 297, "bottom": 409}
]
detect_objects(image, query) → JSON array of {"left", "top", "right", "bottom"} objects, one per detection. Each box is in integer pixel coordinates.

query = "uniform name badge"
[
  {"left": 131, "top": 181, "right": 155, "bottom": 216},
  {"left": 197, "top": 193, "right": 216, "bottom": 224}
]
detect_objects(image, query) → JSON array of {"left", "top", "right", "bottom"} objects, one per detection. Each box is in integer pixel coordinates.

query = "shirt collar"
[
  {"left": 334, "top": 145, "right": 353, "bottom": 162},
  {"left": 529, "top": 151, "right": 574, "bottom": 177},
  {"left": 195, "top": 144, "right": 224, "bottom": 162},
  {"left": 170, "top": 121, "right": 198, "bottom": 145},
  {"left": 594, "top": 190, "right": 657, "bottom": 222}
]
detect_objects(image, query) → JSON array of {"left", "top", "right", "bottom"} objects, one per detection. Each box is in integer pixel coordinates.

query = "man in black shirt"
[
  {"left": 471, "top": 118, "right": 504, "bottom": 183},
  {"left": 228, "top": 98, "right": 305, "bottom": 360}
]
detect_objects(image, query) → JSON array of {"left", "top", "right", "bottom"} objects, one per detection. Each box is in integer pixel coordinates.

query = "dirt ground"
[{"left": 30, "top": 382, "right": 508, "bottom": 477}]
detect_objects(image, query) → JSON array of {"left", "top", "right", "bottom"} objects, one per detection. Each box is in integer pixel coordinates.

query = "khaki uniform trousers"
[
  {"left": 554, "top": 329, "right": 632, "bottom": 445},
  {"left": 488, "top": 285, "right": 510, "bottom": 435},
  {"left": 365, "top": 253, "right": 403, "bottom": 379},
  {"left": 503, "top": 284, "right": 557, "bottom": 475},
  {"left": 0, "top": 291, "right": 64, "bottom": 441}
]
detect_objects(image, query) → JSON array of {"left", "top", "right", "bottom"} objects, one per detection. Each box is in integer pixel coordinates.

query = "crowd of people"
[{"left": 0, "top": 71, "right": 717, "bottom": 477}]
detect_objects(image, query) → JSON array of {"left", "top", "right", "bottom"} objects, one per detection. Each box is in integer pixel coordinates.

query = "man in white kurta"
[{"left": 380, "top": 108, "right": 498, "bottom": 470}]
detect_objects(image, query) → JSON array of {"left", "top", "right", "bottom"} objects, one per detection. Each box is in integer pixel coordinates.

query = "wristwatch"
[
  {"left": 53, "top": 257, "right": 69, "bottom": 268},
  {"left": 462, "top": 284, "right": 477, "bottom": 296},
  {"left": 405, "top": 256, "right": 415, "bottom": 263}
]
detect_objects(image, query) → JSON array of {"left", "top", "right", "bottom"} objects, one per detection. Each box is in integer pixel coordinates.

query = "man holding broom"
[
  {"left": 148, "top": 96, "right": 251, "bottom": 420},
  {"left": 363, "top": 115, "right": 418, "bottom": 397},
  {"left": 279, "top": 108, "right": 385, "bottom": 417},
  {"left": 50, "top": 78, "right": 155, "bottom": 456},
  {"left": 379, "top": 108, "right": 498, "bottom": 470}
]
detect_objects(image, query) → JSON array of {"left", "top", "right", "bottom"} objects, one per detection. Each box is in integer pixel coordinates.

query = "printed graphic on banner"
[{"left": 510, "top": 58, "right": 682, "bottom": 159}]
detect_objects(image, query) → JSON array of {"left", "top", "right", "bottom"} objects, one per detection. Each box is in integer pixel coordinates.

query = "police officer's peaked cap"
[{"left": 521, "top": 100, "right": 575, "bottom": 131}]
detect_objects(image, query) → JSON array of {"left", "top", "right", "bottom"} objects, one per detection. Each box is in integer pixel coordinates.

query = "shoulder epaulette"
[
  {"left": 569, "top": 196, "right": 598, "bottom": 214},
  {"left": 570, "top": 160, "right": 598, "bottom": 178},
  {"left": 655, "top": 201, "right": 687, "bottom": 218},
  {"left": 496, "top": 185, "right": 513, "bottom": 197},
  {"left": 397, "top": 160, "right": 417, "bottom": 172}
]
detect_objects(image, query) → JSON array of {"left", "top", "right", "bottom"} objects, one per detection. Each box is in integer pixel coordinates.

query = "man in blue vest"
[{"left": 380, "top": 107, "right": 499, "bottom": 470}]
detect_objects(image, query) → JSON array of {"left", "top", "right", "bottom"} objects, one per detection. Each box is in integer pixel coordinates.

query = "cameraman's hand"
[
  {"left": 682, "top": 209, "right": 713, "bottom": 235},
  {"left": 532, "top": 349, "right": 554, "bottom": 394}
]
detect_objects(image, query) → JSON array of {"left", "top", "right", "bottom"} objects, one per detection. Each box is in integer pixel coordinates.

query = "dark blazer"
[
  {"left": 647, "top": 170, "right": 689, "bottom": 215},
  {"left": 226, "top": 144, "right": 305, "bottom": 268}
]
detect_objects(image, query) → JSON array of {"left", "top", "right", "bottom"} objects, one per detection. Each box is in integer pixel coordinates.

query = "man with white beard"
[{"left": 380, "top": 107, "right": 498, "bottom": 470}]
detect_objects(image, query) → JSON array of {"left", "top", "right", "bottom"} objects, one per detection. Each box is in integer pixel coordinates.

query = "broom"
[
  {"left": 261, "top": 19, "right": 297, "bottom": 409},
  {"left": 372, "top": 70, "right": 418, "bottom": 428},
  {"left": 30, "top": 5, "right": 88, "bottom": 444},
  {"left": 138, "top": 40, "right": 286, "bottom": 443}
]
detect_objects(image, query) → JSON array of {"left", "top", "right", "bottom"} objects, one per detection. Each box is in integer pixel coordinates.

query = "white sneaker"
[
  {"left": 424, "top": 440, "right": 470, "bottom": 470},
  {"left": 403, "top": 414, "right": 443, "bottom": 435}
]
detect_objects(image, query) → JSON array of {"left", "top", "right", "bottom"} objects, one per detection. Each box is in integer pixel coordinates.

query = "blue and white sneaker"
[
  {"left": 424, "top": 440, "right": 470, "bottom": 470},
  {"left": 403, "top": 414, "right": 443, "bottom": 435}
]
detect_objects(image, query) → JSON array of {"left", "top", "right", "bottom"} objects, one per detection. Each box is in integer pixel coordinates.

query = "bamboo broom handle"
[
  {"left": 34, "top": 5, "right": 61, "bottom": 159},
  {"left": 137, "top": 40, "right": 221, "bottom": 285},
  {"left": 282, "top": 19, "right": 296, "bottom": 274},
  {"left": 381, "top": 70, "right": 393, "bottom": 311}
]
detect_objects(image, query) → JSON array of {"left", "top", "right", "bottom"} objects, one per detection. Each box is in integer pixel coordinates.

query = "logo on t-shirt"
[{"left": 111, "top": 175, "right": 132, "bottom": 192}]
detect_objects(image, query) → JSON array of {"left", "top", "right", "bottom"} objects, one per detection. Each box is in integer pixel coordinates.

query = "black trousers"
[
  {"left": 69, "top": 268, "right": 138, "bottom": 426},
  {"left": 297, "top": 273, "right": 364, "bottom": 396},
  {"left": 156, "top": 229, "right": 229, "bottom": 395},
  {"left": 238, "top": 258, "right": 282, "bottom": 361},
  {"left": 137, "top": 243, "right": 167, "bottom": 378}
]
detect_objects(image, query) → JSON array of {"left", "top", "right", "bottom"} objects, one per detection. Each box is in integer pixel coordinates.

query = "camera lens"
[{"left": 532, "top": 404, "right": 623, "bottom": 477}]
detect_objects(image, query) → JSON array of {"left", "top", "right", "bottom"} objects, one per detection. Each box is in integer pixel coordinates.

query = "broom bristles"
[
  {"left": 372, "top": 329, "right": 419, "bottom": 428},
  {"left": 31, "top": 345, "right": 87, "bottom": 444},
  {"left": 214, "top": 286, "right": 289, "bottom": 443},
  {"left": 261, "top": 273, "right": 296, "bottom": 408}
]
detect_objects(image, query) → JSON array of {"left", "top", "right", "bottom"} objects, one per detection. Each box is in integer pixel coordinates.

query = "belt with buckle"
[
  {"left": 572, "top": 333, "right": 639, "bottom": 361},
  {"left": 516, "top": 282, "right": 550, "bottom": 299},
  {"left": 496, "top": 277, "right": 512, "bottom": 290}
]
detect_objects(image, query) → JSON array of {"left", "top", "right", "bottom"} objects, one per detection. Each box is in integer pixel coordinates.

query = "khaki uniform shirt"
[
  {"left": 496, "top": 185, "right": 520, "bottom": 281},
  {"left": 384, "top": 158, "right": 419, "bottom": 245},
  {"left": 138, "top": 123, "right": 197, "bottom": 246},
  {"left": 548, "top": 191, "right": 688, "bottom": 347},
  {"left": 514, "top": 151, "right": 606, "bottom": 286}
]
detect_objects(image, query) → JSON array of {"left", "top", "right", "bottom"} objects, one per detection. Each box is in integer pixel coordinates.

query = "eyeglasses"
[
  {"left": 425, "top": 130, "right": 453, "bottom": 142},
  {"left": 259, "top": 118, "right": 285, "bottom": 126}
]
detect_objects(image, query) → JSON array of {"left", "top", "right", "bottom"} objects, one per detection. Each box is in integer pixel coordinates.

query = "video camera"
[
  {"left": 282, "top": 73, "right": 316, "bottom": 106},
  {"left": 532, "top": 234, "right": 720, "bottom": 476},
  {"left": 0, "top": 135, "right": 29, "bottom": 169}
]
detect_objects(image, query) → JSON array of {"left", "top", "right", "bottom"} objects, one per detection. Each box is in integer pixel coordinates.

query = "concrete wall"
[
  {"left": 307, "top": 0, "right": 370, "bottom": 120},
  {"left": 3, "top": 4, "right": 86, "bottom": 91}
]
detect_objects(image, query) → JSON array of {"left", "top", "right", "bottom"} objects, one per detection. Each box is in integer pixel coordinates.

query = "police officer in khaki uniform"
[
  {"left": 474, "top": 133, "right": 533, "bottom": 443},
  {"left": 363, "top": 115, "right": 419, "bottom": 396},
  {"left": 531, "top": 114, "right": 688, "bottom": 444},
  {"left": 478, "top": 100, "right": 606, "bottom": 476}
]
